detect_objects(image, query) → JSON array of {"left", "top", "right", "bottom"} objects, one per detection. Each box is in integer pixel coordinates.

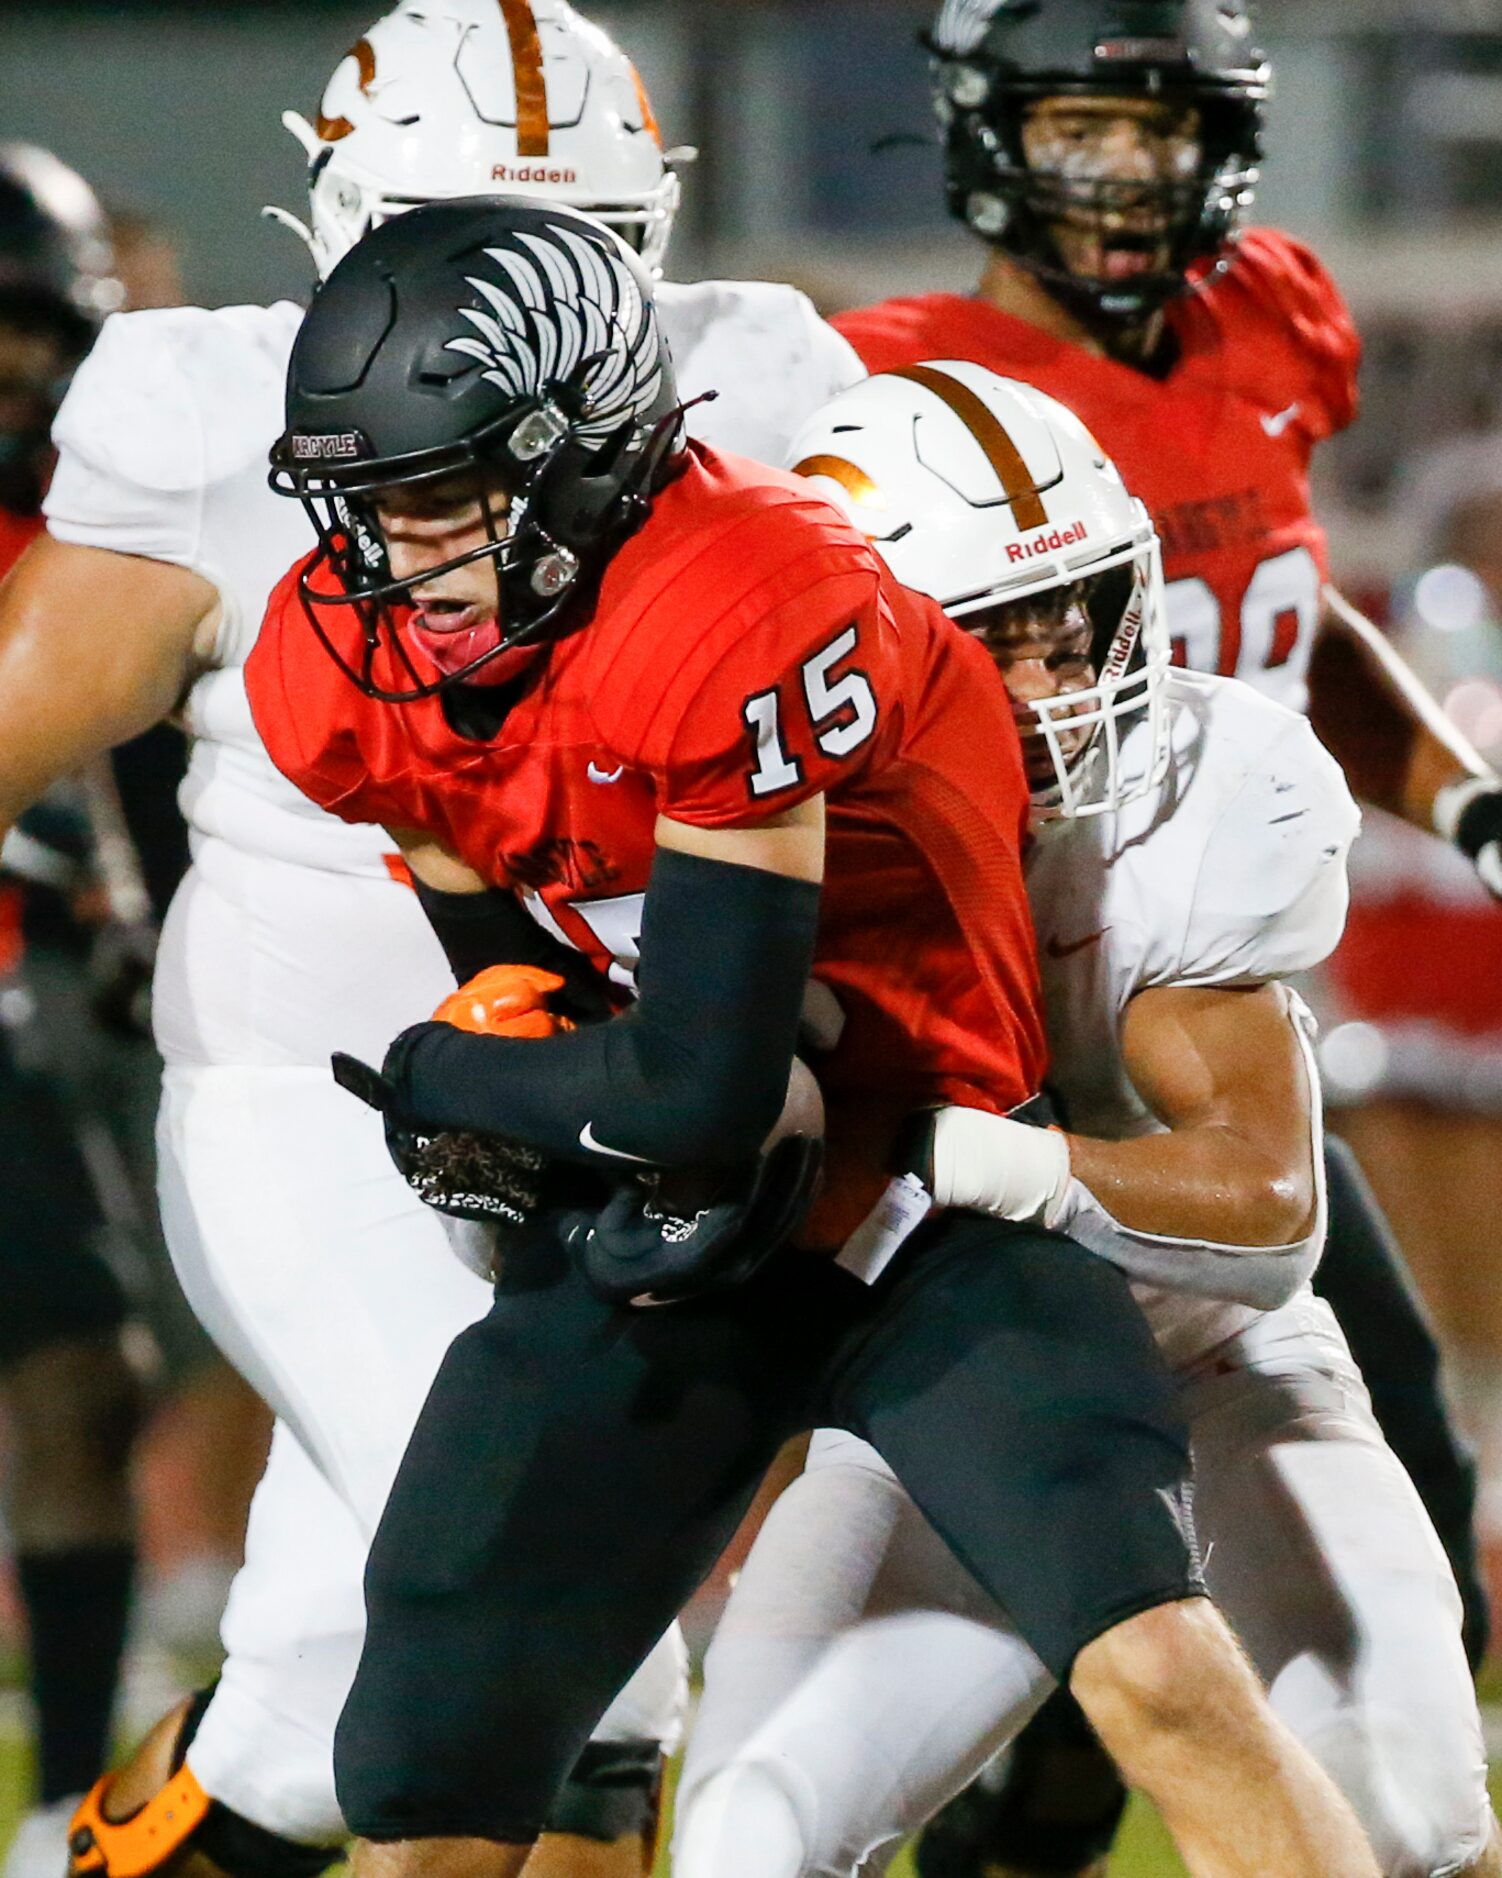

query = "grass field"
[
  {"left": 0, "top": 1718, "right": 1186, "bottom": 1876},
  {"left": 0, "top": 1708, "right": 1494, "bottom": 1877}
]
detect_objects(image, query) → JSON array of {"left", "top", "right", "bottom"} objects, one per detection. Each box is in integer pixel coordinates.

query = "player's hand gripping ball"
[
  {"left": 430, "top": 963, "right": 577, "bottom": 1038},
  {"left": 331, "top": 966, "right": 576, "bottom": 1225},
  {"left": 577, "top": 1057, "right": 827, "bottom": 1307}
]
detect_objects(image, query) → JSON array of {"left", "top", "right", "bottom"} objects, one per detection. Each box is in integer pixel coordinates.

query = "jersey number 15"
[{"left": 742, "top": 625, "right": 879, "bottom": 798}]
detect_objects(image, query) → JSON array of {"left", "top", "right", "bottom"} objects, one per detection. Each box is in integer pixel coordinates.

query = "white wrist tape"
[
  {"left": 927, "top": 1106, "right": 1072, "bottom": 1225},
  {"left": 1049, "top": 1177, "right": 1324, "bottom": 1310}
]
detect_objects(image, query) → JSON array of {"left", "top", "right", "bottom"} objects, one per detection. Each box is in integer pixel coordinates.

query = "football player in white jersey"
[
  {"left": 670, "top": 366, "right": 1502, "bottom": 1878},
  {"left": 0, "top": 6, "right": 860, "bottom": 1878}
]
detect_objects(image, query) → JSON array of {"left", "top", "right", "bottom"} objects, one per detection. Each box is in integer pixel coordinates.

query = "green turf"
[
  {"left": 0, "top": 1730, "right": 1185, "bottom": 1875},
  {"left": 2, "top": 1724, "right": 1493, "bottom": 1876},
  {"left": 873, "top": 1797, "right": 1185, "bottom": 1876}
]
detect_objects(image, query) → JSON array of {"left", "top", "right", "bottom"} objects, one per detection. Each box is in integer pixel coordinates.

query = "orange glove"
[{"left": 430, "top": 964, "right": 576, "bottom": 1039}]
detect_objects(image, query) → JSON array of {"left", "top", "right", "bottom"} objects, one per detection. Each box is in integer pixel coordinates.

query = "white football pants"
[
  {"left": 675, "top": 1290, "right": 1491, "bottom": 1878},
  {"left": 151, "top": 846, "right": 686, "bottom": 1842}
]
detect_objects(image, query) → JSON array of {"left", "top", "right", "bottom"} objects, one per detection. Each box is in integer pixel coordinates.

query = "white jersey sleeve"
[
  {"left": 1150, "top": 689, "right": 1361, "bottom": 991},
  {"left": 43, "top": 301, "right": 396, "bottom": 880},
  {"left": 45, "top": 302, "right": 309, "bottom": 670},
  {"left": 656, "top": 279, "right": 865, "bottom": 466}
]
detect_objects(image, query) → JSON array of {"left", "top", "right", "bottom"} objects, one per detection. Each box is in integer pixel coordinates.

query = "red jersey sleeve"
[
  {"left": 1223, "top": 228, "right": 1362, "bottom": 440},
  {"left": 246, "top": 553, "right": 420, "bottom": 831},
  {"left": 589, "top": 490, "right": 904, "bottom": 829}
]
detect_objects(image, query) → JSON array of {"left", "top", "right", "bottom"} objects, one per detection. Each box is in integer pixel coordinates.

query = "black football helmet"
[
  {"left": 0, "top": 144, "right": 121, "bottom": 515},
  {"left": 926, "top": 0, "right": 1269, "bottom": 323},
  {"left": 270, "top": 196, "right": 685, "bottom": 702}
]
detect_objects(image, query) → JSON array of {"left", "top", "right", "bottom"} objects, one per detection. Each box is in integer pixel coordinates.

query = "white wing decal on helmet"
[
  {"left": 931, "top": 0, "right": 1007, "bottom": 56},
  {"left": 443, "top": 225, "right": 664, "bottom": 445}
]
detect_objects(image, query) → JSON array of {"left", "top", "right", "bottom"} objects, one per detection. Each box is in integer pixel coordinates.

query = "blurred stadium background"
[{"left": 5, "top": 0, "right": 1502, "bottom": 1871}]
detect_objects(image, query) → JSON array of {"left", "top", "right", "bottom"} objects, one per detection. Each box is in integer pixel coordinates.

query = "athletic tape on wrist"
[{"left": 927, "top": 1107, "right": 1072, "bottom": 1224}]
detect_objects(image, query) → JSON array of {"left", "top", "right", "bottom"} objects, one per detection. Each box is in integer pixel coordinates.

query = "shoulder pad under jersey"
[
  {"left": 658, "top": 278, "right": 865, "bottom": 466},
  {"left": 1167, "top": 673, "right": 1361, "bottom": 986},
  {"left": 50, "top": 301, "right": 302, "bottom": 498}
]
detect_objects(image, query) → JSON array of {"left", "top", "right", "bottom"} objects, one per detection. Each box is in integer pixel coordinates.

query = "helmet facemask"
[
  {"left": 930, "top": 14, "right": 1266, "bottom": 327},
  {"left": 273, "top": 390, "right": 680, "bottom": 704},
  {"left": 955, "top": 524, "right": 1173, "bottom": 817}
]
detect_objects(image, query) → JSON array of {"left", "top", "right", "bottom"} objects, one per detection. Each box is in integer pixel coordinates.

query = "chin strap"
[{"left": 261, "top": 112, "right": 325, "bottom": 271}]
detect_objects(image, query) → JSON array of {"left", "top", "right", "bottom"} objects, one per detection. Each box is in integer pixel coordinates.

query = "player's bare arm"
[
  {"left": 385, "top": 825, "right": 488, "bottom": 895},
  {"left": 0, "top": 535, "right": 216, "bottom": 841},
  {"left": 1065, "top": 981, "right": 1316, "bottom": 1247},
  {"left": 656, "top": 798, "right": 824, "bottom": 883},
  {"left": 1311, "top": 585, "right": 1502, "bottom": 876}
]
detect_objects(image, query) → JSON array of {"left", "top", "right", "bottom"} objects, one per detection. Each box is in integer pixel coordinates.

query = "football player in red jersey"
[
  {"left": 831, "top": 5, "right": 1496, "bottom": 1875},
  {"left": 244, "top": 198, "right": 1384, "bottom": 1878}
]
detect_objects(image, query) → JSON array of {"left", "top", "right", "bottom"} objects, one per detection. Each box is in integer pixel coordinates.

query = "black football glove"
[
  {"left": 575, "top": 1133, "right": 824, "bottom": 1308},
  {"left": 331, "top": 1050, "right": 559, "bottom": 1226},
  {"left": 1435, "top": 778, "right": 1502, "bottom": 900}
]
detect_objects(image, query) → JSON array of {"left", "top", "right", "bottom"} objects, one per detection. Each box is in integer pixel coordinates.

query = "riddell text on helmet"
[
  {"left": 492, "top": 164, "right": 579, "bottom": 185},
  {"left": 1006, "top": 519, "right": 1087, "bottom": 564}
]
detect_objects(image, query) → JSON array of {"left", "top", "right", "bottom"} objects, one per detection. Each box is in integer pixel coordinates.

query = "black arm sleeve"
[
  {"left": 413, "top": 879, "right": 615, "bottom": 1022},
  {"left": 387, "top": 847, "right": 822, "bottom": 1171}
]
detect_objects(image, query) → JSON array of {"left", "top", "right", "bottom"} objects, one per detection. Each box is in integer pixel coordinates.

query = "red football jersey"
[
  {"left": 835, "top": 229, "right": 1361, "bottom": 714},
  {"left": 0, "top": 509, "right": 42, "bottom": 581},
  {"left": 248, "top": 443, "right": 1046, "bottom": 1241}
]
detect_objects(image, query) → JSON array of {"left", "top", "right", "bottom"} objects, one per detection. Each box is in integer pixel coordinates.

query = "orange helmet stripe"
[
  {"left": 891, "top": 364, "right": 1049, "bottom": 532},
  {"left": 792, "top": 454, "right": 886, "bottom": 513},
  {"left": 629, "top": 61, "right": 663, "bottom": 149},
  {"left": 498, "top": 0, "right": 551, "bottom": 158},
  {"left": 315, "top": 37, "right": 376, "bottom": 144}
]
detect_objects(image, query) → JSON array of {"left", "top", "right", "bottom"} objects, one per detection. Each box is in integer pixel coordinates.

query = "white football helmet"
[
  {"left": 268, "top": 0, "right": 685, "bottom": 279},
  {"left": 787, "top": 360, "right": 1171, "bottom": 817}
]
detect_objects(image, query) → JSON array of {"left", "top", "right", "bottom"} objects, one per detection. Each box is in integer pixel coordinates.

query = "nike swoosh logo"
[
  {"left": 588, "top": 761, "right": 625, "bottom": 784},
  {"left": 1260, "top": 402, "right": 1301, "bottom": 438},
  {"left": 579, "top": 1121, "right": 654, "bottom": 1163},
  {"left": 1046, "top": 928, "right": 1108, "bottom": 960}
]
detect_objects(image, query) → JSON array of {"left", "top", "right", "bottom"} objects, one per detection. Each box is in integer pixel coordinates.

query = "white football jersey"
[
  {"left": 43, "top": 280, "right": 863, "bottom": 876},
  {"left": 1027, "top": 669, "right": 1361, "bottom": 1366}
]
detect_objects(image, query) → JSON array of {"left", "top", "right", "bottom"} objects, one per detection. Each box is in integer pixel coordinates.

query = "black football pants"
[{"left": 334, "top": 1209, "right": 1202, "bottom": 1844}]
